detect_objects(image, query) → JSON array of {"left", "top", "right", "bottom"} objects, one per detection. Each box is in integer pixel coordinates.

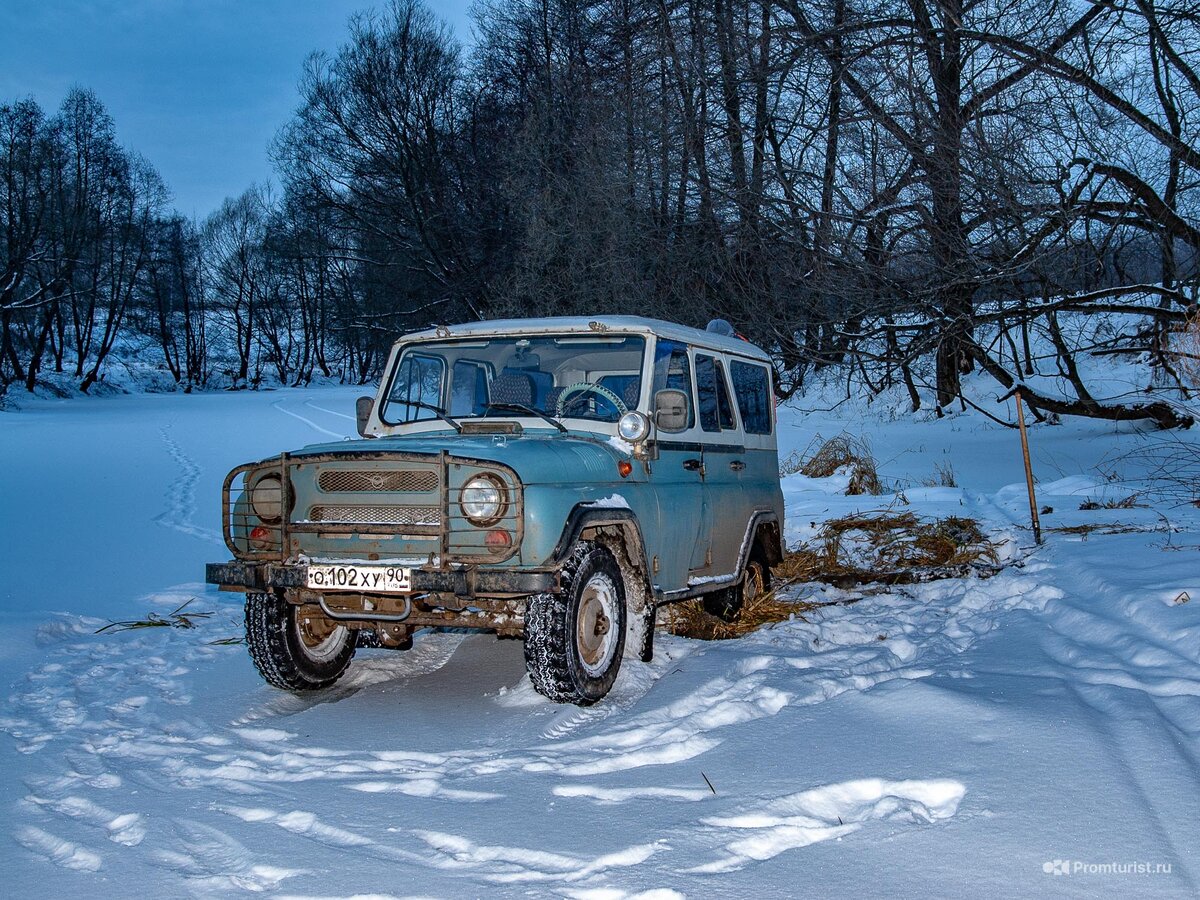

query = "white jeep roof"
[{"left": 398, "top": 315, "right": 772, "bottom": 362}]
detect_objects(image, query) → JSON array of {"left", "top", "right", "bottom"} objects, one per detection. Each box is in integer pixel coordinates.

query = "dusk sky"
[{"left": 0, "top": 1, "right": 474, "bottom": 220}]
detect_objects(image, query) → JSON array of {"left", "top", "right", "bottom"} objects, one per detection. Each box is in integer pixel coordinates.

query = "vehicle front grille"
[
  {"left": 308, "top": 505, "right": 441, "bottom": 526},
  {"left": 223, "top": 451, "right": 522, "bottom": 565},
  {"left": 317, "top": 470, "right": 439, "bottom": 493}
]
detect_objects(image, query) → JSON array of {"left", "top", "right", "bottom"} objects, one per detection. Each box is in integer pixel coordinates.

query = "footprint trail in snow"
[{"left": 154, "top": 424, "right": 224, "bottom": 546}]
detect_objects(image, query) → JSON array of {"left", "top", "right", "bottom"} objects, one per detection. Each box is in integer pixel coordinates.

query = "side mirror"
[
  {"left": 654, "top": 389, "right": 689, "bottom": 433},
  {"left": 356, "top": 396, "right": 375, "bottom": 437}
]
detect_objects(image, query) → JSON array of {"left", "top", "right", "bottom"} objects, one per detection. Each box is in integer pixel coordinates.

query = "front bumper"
[{"left": 206, "top": 561, "right": 557, "bottom": 597}]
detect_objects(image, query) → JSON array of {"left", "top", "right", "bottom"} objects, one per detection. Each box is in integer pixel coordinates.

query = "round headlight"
[
  {"left": 617, "top": 411, "right": 651, "bottom": 443},
  {"left": 250, "top": 473, "right": 283, "bottom": 523},
  {"left": 460, "top": 473, "right": 507, "bottom": 525}
]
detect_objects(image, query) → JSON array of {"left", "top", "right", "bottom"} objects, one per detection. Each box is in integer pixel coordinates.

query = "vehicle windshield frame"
[{"left": 379, "top": 333, "right": 648, "bottom": 429}]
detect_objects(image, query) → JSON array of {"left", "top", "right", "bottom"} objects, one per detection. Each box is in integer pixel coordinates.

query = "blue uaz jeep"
[{"left": 206, "top": 316, "right": 784, "bottom": 705}]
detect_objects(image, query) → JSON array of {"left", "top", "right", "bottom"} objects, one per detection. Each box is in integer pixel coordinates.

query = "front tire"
[
  {"left": 245, "top": 591, "right": 357, "bottom": 691},
  {"left": 524, "top": 542, "right": 627, "bottom": 705}
]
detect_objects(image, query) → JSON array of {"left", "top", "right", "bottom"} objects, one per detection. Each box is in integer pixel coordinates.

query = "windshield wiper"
[
  {"left": 404, "top": 400, "right": 462, "bottom": 432},
  {"left": 484, "top": 402, "right": 568, "bottom": 433}
]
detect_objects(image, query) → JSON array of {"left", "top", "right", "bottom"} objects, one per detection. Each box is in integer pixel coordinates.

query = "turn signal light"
[
  {"left": 617, "top": 460, "right": 633, "bottom": 478},
  {"left": 485, "top": 529, "right": 512, "bottom": 551},
  {"left": 249, "top": 525, "right": 272, "bottom": 550}
]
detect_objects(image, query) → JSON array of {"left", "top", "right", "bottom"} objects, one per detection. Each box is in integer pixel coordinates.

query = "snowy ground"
[{"left": 1, "top": 385, "right": 1198, "bottom": 897}]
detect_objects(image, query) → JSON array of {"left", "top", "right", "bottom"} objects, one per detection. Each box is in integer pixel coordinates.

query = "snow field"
[{"left": 0, "top": 383, "right": 1197, "bottom": 896}]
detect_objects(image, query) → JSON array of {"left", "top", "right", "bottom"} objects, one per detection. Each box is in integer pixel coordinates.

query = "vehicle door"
[
  {"left": 693, "top": 351, "right": 746, "bottom": 576},
  {"left": 728, "top": 357, "right": 782, "bottom": 535},
  {"left": 648, "top": 338, "right": 709, "bottom": 589}
]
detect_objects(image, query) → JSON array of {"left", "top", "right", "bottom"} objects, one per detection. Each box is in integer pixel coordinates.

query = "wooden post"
[{"left": 1015, "top": 391, "right": 1042, "bottom": 545}]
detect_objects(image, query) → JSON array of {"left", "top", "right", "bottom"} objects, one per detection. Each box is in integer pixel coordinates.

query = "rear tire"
[
  {"left": 524, "top": 542, "right": 626, "bottom": 705},
  {"left": 244, "top": 591, "right": 357, "bottom": 691},
  {"left": 703, "top": 545, "right": 772, "bottom": 622}
]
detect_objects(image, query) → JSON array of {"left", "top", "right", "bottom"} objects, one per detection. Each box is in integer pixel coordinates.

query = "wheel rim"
[
  {"left": 576, "top": 574, "right": 619, "bottom": 677},
  {"left": 745, "top": 561, "right": 766, "bottom": 601},
  {"left": 294, "top": 607, "right": 347, "bottom": 663}
]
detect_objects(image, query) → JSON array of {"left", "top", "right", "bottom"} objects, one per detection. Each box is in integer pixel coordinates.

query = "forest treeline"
[{"left": 2, "top": 0, "right": 1199, "bottom": 426}]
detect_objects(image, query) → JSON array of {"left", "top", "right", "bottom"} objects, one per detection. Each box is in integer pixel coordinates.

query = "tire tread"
[
  {"left": 524, "top": 541, "right": 624, "bottom": 705},
  {"left": 244, "top": 591, "right": 355, "bottom": 691}
]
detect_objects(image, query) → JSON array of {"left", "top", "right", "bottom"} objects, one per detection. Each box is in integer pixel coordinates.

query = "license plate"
[{"left": 306, "top": 564, "right": 412, "bottom": 593}]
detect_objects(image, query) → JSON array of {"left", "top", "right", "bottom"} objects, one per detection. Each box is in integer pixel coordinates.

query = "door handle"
[
  {"left": 682, "top": 458, "right": 703, "bottom": 473},
  {"left": 729, "top": 460, "right": 746, "bottom": 472}
]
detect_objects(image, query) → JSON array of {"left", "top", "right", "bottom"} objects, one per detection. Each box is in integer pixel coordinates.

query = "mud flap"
[{"left": 638, "top": 604, "right": 656, "bottom": 662}]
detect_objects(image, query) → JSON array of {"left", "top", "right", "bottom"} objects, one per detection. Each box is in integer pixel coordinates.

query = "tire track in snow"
[
  {"left": 1031, "top": 545, "right": 1200, "bottom": 892},
  {"left": 233, "top": 632, "right": 468, "bottom": 724},
  {"left": 4, "top": 612, "right": 765, "bottom": 888},
  {"left": 2, "top": 557, "right": 1053, "bottom": 889},
  {"left": 271, "top": 399, "right": 348, "bottom": 439},
  {"left": 531, "top": 640, "right": 698, "bottom": 741},
  {"left": 216, "top": 804, "right": 663, "bottom": 885},
  {"left": 303, "top": 399, "right": 355, "bottom": 422}
]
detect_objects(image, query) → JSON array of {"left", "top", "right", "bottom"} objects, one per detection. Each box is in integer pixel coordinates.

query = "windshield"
[{"left": 381, "top": 335, "right": 647, "bottom": 427}]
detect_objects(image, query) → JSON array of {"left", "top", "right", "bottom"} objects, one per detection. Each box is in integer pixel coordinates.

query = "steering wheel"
[{"left": 556, "top": 382, "right": 627, "bottom": 418}]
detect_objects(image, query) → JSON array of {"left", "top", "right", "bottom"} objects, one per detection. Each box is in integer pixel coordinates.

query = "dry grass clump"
[
  {"left": 1173, "top": 310, "right": 1200, "bottom": 390},
  {"left": 95, "top": 599, "right": 212, "bottom": 634},
  {"left": 797, "top": 433, "right": 882, "bottom": 495},
  {"left": 668, "top": 512, "right": 1000, "bottom": 641},
  {"left": 778, "top": 447, "right": 806, "bottom": 476},
  {"left": 922, "top": 461, "right": 958, "bottom": 488},
  {"left": 1049, "top": 522, "right": 1149, "bottom": 537},
  {"left": 779, "top": 513, "right": 998, "bottom": 586},
  {"left": 1079, "top": 494, "right": 1146, "bottom": 510},
  {"left": 666, "top": 590, "right": 816, "bottom": 641}
]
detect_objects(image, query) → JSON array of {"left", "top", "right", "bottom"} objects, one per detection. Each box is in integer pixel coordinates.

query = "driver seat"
[
  {"left": 490, "top": 372, "right": 534, "bottom": 407},
  {"left": 623, "top": 378, "right": 642, "bottom": 410}
]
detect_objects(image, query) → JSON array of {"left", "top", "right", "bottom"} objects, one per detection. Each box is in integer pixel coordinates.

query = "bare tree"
[{"left": 203, "top": 186, "right": 272, "bottom": 387}]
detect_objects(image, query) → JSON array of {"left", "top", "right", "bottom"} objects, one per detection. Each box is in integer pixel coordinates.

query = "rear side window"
[
  {"left": 730, "top": 361, "right": 772, "bottom": 434},
  {"left": 695, "top": 354, "right": 736, "bottom": 432}
]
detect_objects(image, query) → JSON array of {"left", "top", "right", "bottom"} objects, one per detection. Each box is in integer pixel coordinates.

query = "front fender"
[
  {"left": 549, "top": 506, "right": 649, "bottom": 568},
  {"left": 546, "top": 504, "right": 657, "bottom": 663}
]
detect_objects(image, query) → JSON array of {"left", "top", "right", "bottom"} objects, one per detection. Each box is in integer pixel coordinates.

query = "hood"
[{"left": 289, "top": 430, "right": 626, "bottom": 485}]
